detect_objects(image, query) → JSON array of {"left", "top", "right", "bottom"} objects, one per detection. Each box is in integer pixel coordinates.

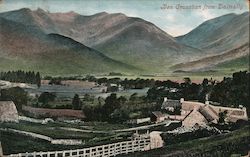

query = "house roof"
[
  {"left": 199, "top": 105, "right": 219, "bottom": 122},
  {"left": 152, "top": 111, "right": 164, "bottom": 118},
  {"left": 0, "top": 101, "right": 16, "bottom": 113},
  {"left": 0, "top": 101, "right": 19, "bottom": 122},
  {"left": 162, "top": 100, "right": 181, "bottom": 108},
  {"left": 0, "top": 101, "right": 14, "bottom": 105}
]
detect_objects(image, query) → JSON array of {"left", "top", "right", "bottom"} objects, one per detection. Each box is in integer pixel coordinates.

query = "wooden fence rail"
[{"left": 7, "top": 136, "right": 152, "bottom": 157}]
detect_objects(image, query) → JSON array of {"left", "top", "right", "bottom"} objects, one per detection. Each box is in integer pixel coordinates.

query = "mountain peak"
[
  {"left": 66, "top": 11, "right": 78, "bottom": 15},
  {"left": 17, "top": 8, "right": 32, "bottom": 15},
  {"left": 36, "top": 7, "right": 47, "bottom": 13},
  {"left": 92, "top": 11, "right": 109, "bottom": 17}
]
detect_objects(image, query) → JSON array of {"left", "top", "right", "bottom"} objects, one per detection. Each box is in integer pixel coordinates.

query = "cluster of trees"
[
  {"left": 146, "top": 77, "right": 205, "bottom": 102},
  {"left": 37, "top": 92, "right": 57, "bottom": 108},
  {"left": 0, "top": 71, "right": 41, "bottom": 87},
  {"left": 210, "top": 71, "right": 250, "bottom": 115},
  {"left": 83, "top": 93, "right": 160, "bottom": 122},
  {"left": 48, "top": 78, "right": 62, "bottom": 85},
  {"left": 146, "top": 71, "right": 249, "bottom": 115},
  {"left": 36, "top": 71, "right": 249, "bottom": 122},
  {"left": 1, "top": 71, "right": 248, "bottom": 123},
  {"left": 43, "top": 75, "right": 181, "bottom": 90}
]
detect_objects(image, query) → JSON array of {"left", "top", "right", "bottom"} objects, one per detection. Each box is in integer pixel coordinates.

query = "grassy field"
[
  {"left": 119, "top": 126, "right": 250, "bottom": 157},
  {"left": 215, "top": 55, "right": 249, "bottom": 73},
  {"left": 0, "top": 121, "right": 132, "bottom": 155},
  {"left": 1, "top": 55, "right": 241, "bottom": 82}
]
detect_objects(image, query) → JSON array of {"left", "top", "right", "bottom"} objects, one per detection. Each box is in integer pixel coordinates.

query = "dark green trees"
[
  {"left": 38, "top": 92, "right": 56, "bottom": 106},
  {"left": 0, "top": 71, "right": 41, "bottom": 87},
  {"left": 72, "top": 94, "right": 81, "bottom": 110},
  {"left": 210, "top": 71, "right": 249, "bottom": 115}
]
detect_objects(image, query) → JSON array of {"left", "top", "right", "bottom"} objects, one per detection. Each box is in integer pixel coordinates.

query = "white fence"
[{"left": 7, "top": 136, "right": 152, "bottom": 157}]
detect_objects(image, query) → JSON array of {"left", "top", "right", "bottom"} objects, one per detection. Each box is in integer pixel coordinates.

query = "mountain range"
[
  {"left": 0, "top": 16, "right": 137, "bottom": 75},
  {"left": 174, "top": 12, "right": 249, "bottom": 73},
  {"left": 0, "top": 8, "right": 249, "bottom": 75}
]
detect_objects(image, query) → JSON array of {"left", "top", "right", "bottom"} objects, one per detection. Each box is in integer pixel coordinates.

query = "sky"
[{"left": 0, "top": 0, "right": 249, "bottom": 36}]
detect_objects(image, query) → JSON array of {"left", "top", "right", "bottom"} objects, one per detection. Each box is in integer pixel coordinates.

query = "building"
[
  {"left": 149, "top": 131, "right": 164, "bottom": 149},
  {"left": 0, "top": 101, "right": 19, "bottom": 123},
  {"left": 162, "top": 97, "right": 248, "bottom": 127},
  {"left": 200, "top": 103, "right": 248, "bottom": 123},
  {"left": 151, "top": 111, "right": 165, "bottom": 123},
  {"left": 161, "top": 97, "right": 181, "bottom": 112},
  {"left": 127, "top": 117, "right": 151, "bottom": 125},
  {"left": 182, "top": 109, "right": 208, "bottom": 127}
]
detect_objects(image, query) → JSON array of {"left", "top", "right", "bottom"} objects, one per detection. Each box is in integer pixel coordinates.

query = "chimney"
[
  {"left": 180, "top": 98, "right": 184, "bottom": 103},
  {"left": 163, "top": 97, "right": 168, "bottom": 102}
]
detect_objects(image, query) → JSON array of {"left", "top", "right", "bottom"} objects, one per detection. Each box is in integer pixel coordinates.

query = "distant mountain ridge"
[
  {"left": 172, "top": 43, "right": 249, "bottom": 72},
  {"left": 174, "top": 11, "right": 249, "bottom": 72},
  {"left": 177, "top": 12, "right": 249, "bottom": 55},
  {"left": 0, "top": 17, "right": 138, "bottom": 75},
  {"left": 0, "top": 8, "right": 202, "bottom": 73},
  {"left": 0, "top": 8, "right": 249, "bottom": 75}
]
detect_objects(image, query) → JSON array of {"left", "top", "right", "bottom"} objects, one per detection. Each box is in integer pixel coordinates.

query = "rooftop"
[{"left": 162, "top": 99, "right": 181, "bottom": 108}]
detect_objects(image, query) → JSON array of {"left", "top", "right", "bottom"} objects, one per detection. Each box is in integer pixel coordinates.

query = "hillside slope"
[
  {"left": 0, "top": 17, "right": 138, "bottom": 75},
  {"left": 120, "top": 126, "right": 250, "bottom": 157},
  {"left": 177, "top": 12, "right": 249, "bottom": 55},
  {"left": 172, "top": 43, "right": 249, "bottom": 72},
  {"left": 174, "top": 12, "right": 249, "bottom": 73}
]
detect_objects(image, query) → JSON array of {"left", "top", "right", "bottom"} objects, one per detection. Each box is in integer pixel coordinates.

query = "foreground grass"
[
  {"left": 0, "top": 121, "right": 131, "bottom": 155},
  {"left": 120, "top": 126, "right": 250, "bottom": 157}
]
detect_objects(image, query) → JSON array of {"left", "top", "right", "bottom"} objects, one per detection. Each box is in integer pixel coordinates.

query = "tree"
[
  {"left": 218, "top": 110, "right": 228, "bottom": 124},
  {"left": 102, "top": 93, "right": 119, "bottom": 120},
  {"left": 72, "top": 94, "right": 81, "bottom": 110},
  {"left": 38, "top": 92, "right": 56, "bottom": 106},
  {"left": 35, "top": 72, "right": 41, "bottom": 88},
  {"left": 129, "top": 93, "right": 138, "bottom": 101},
  {"left": 183, "top": 77, "right": 191, "bottom": 85},
  {"left": 0, "top": 87, "right": 28, "bottom": 111}
]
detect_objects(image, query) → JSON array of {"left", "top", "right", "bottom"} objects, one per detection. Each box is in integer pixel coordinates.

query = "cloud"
[
  {"left": 164, "top": 25, "right": 193, "bottom": 37},
  {"left": 196, "top": 9, "right": 215, "bottom": 21},
  {"left": 165, "top": 14, "right": 175, "bottom": 22}
]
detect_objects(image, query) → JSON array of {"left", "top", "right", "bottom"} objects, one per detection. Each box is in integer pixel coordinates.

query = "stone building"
[
  {"left": 161, "top": 97, "right": 181, "bottom": 112},
  {"left": 182, "top": 109, "right": 208, "bottom": 127},
  {"left": 162, "top": 97, "right": 248, "bottom": 127},
  {"left": 149, "top": 131, "right": 164, "bottom": 149},
  {"left": 151, "top": 111, "right": 165, "bottom": 123},
  {"left": 0, "top": 101, "right": 19, "bottom": 123}
]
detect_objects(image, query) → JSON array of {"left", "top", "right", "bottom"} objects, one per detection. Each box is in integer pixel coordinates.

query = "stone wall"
[
  {"left": 0, "top": 128, "right": 83, "bottom": 146},
  {"left": 149, "top": 131, "right": 164, "bottom": 149},
  {"left": 51, "top": 139, "right": 83, "bottom": 145}
]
